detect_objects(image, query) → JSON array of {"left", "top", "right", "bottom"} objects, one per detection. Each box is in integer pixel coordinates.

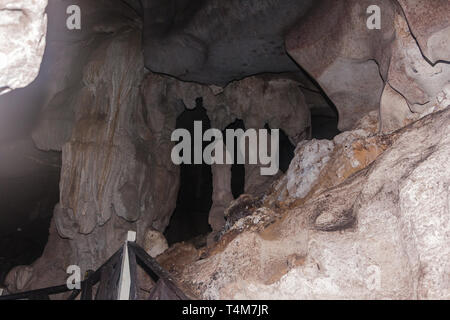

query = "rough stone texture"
[
  {"left": 397, "top": 0, "right": 450, "bottom": 63},
  {"left": 141, "top": 73, "right": 311, "bottom": 232},
  {"left": 50, "top": 28, "right": 180, "bottom": 274},
  {"left": 380, "top": 83, "right": 417, "bottom": 134},
  {"left": 0, "top": 0, "right": 47, "bottom": 94},
  {"left": 143, "top": 229, "right": 169, "bottom": 258},
  {"left": 141, "top": 0, "right": 316, "bottom": 85},
  {"left": 11, "top": 43, "right": 311, "bottom": 291},
  {"left": 286, "top": 0, "right": 396, "bottom": 131},
  {"left": 4, "top": 265, "right": 34, "bottom": 292},
  {"left": 284, "top": 140, "right": 334, "bottom": 200},
  {"left": 5, "top": 219, "right": 71, "bottom": 293},
  {"left": 209, "top": 163, "right": 234, "bottom": 233},
  {"left": 32, "top": 0, "right": 142, "bottom": 151},
  {"left": 0, "top": 2, "right": 142, "bottom": 282},
  {"left": 223, "top": 194, "right": 262, "bottom": 232},
  {"left": 181, "top": 107, "right": 450, "bottom": 300},
  {"left": 8, "top": 22, "right": 166, "bottom": 287},
  {"left": 267, "top": 111, "right": 386, "bottom": 206},
  {"left": 285, "top": 0, "right": 450, "bottom": 132},
  {"left": 386, "top": 11, "right": 450, "bottom": 112},
  {"left": 5, "top": 0, "right": 449, "bottom": 298},
  {"left": 378, "top": 5, "right": 450, "bottom": 134}
]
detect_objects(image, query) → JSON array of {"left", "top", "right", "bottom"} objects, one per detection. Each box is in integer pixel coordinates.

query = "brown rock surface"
[{"left": 179, "top": 108, "right": 450, "bottom": 300}]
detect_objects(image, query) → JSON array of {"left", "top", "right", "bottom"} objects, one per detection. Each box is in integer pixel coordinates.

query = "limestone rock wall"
[
  {"left": 8, "top": 46, "right": 311, "bottom": 291},
  {"left": 286, "top": 0, "right": 450, "bottom": 132},
  {"left": 397, "top": 0, "right": 450, "bottom": 63},
  {"left": 381, "top": 8, "right": 450, "bottom": 133},
  {"left": 4, "top": 0, "right": 449, "bottom": 299},
  {"left": 286, "top": 0, "right": 396, "bottom": 131},
  {"left": 182, "top": 107, "right": 450, "bottom": 300},
  {"left": 141, "top": 73, "right": 311, "bottom": 232},
  {"left": 140, "top": 0, "right": 316, "bottom": 85}
]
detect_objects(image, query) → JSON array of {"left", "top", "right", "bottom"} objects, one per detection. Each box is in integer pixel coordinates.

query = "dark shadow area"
[
  {"left": 164, "top": 98, "right": 213, "bottom": 245},
  {"left": 311, "top": 107, "right": 340, "bottom": 140},
  {"left": 224, "top": 119, "right": 246, "bottom": 199},
  {"left": 0, "top": 162, "right": 60, "bottom": 286},
  {"left": 285, "top": 58, "right": 341, "bottom": 140},
  {"left": 264, "top": 124, "right": 295, "bottom": 173},
  {"left": 278, "top": 128, "right": 296, "bottom": 173}
]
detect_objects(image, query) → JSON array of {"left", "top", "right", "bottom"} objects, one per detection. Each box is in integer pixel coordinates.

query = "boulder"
[
  {"left": 0, "top": 0, "right": 47, "bottom": 94},
  {"left": 286, "top": 0, "right": 396, "bottom": 131},
  {"left": 143, "top": 229, "right": 169, "bottom": 258},
  {"left": 386, "top": 11, "right": 450, "bottom": 112},
  {"left": 396, "top": 0, "right": 450, "bottom": 63}
]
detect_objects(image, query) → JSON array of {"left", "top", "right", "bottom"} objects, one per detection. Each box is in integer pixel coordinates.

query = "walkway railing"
[{"left": 0, "top": 231, "right": 191, "bottom": 300}]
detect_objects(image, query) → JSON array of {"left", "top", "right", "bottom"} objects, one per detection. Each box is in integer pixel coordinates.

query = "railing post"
[{"left": 117, "top": 231, "right": 136, "bottom": 300}]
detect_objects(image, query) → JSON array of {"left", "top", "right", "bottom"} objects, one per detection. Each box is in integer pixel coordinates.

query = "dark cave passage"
[
  {"left": 224, "top": 119, "right": 246, "bottom": 199},
  {"left": 287, "top": 61, "right": 341, "bottom": 140},
  {"left": 264, "top": 124, "right": 296, "bottom": 173},
  {"left": 0, "top": 157, "right": 60, "bottom": 285},
  {"left": 311, "top": 106, "right": 340, "bottom": 140},
  {"left": 164, "top": 99, "right": 213, "bottom": 246}
]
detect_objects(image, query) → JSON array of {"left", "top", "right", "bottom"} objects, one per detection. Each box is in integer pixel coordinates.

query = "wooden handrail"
[{"left": 0, "top": 237, "right": 192, "bottom": 300}]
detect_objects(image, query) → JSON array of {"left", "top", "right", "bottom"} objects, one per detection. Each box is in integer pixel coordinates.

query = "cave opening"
[
  {"left": 264, "top": 124, "right": 296, "bottom": 173},
  {"left": 278, "top": 128, "right": 296, "bottom": 173},
  {"left": 303, "top": 80, "right": 340, "bottom": 140},
  {"left": 164, "top": 98, "right": 213, "bottom": 246},
  {"left": 311, "top": 104, "right": 340, "bottom": 140},
  {"left": 286, "top": 59, "right": 341, "bottom": 140}
]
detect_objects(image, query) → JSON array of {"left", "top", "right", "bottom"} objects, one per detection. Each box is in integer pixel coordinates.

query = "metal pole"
[{"left": 117, "top": 231, "right": 136, "bottom": 300}]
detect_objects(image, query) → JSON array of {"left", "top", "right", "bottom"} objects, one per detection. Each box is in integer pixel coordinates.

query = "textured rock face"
[
  {"left": 4, "top": 265, "right": 34, "bottom": 292},
  {"left": 5, "top": 219, "right": 71, "bottom": 293},
  {"left": 286, "top": 0, "right": 396, "bottom": 131},
  {"left": 0, "top": 0, "right": 48, "bottom": 94},
  {"left": 385, "top": 10, "right": 450, "bottom": 116},
  {"left": 268, "top": 111, "right": 385, "bottom": 205},
  {"left": 182, "top": 108, "right": 450, "bottom": 300},
  {"left": 285, "top": 0, "right": 450, "bottom": 132},
  {"left": 142, "top": 72, "right": 311, "bottom": 232},
  {"left": 284, "top": 140, "right": 334, "bottom": 200},
  {"left": 52, "top": 28, "right": 173, "bottom": 271},
  {"left": 139, "top": 0, "right": 449, "bottom": 131},
  {"left": 32, "top": 0, "right": 142, "bottom": 151},
  {"left": 8, "top": 25, "right": 177, "bottom": 287},
  {"left": 143, "top": 229, "right": 169, "bottom": 258},
  {"left": 141, "top": 0, "right": 315, "bottom": 85},
  {"left": 0, "top": 0, "right": 146, "bottom": 286},
  {"left": 4, "top": 0, "right": 449, "bottom": 299},
  {"left": 397, "top": 0, "right": 450, "bottom": 63},
  {"left": 11, "top": 41, "right": 311, "bottom": 290}
]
